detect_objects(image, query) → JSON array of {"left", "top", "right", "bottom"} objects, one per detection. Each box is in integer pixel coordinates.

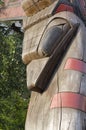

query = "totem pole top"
[{"left": 0, "top": 0, "right": 26, "bottom": 21}]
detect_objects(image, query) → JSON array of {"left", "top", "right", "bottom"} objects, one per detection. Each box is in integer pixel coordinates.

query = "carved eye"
[{"left": 40, "top": 25, "right": 63, "bottom": 56}]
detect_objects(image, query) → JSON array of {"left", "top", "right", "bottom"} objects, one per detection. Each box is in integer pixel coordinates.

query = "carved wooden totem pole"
[{"left": 0, "top": 0, "right": 86, "bottom": 130}]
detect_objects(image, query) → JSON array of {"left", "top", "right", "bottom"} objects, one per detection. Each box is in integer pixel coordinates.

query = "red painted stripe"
[
  {"left": 50, "top": 92, "right": 86, "bottom": 112},
  {"left": 64, "top": 58, "right": 86, "bottom": 74},
  {"left": 55, "top": 4, "right": 74, "bottom": 13}
]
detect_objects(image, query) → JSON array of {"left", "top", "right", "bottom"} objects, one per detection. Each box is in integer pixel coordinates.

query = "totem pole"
[
  {"left": 0, "top": 0, "right": 86, "bottom": 130},
  {"left": 22, "top": 0, "right": 86, "bottom": 129}
]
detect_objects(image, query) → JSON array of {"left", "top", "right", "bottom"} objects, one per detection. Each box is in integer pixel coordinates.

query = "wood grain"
[
  {"left": 21, "top": 0, "right": 58, "bottom": 16},
  {"left": 24, "top": 12, "right": 86, "bottom": 130}
]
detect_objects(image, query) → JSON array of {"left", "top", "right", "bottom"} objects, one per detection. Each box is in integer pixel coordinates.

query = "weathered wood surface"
[
  {"left": 0, "top": 0, "right": 85, "bottom": 129},
  {"left": 22, "top": 1, "right": 57, "bottom": 30},
  {"left": 21, "top": 0, "right": 58, "bottom": 16},
  {"left": 22, "top": 2, "right": 67, "bottom": 64},
  {"left": 23, "top": 11, "right": 86, "bottom": 130}
]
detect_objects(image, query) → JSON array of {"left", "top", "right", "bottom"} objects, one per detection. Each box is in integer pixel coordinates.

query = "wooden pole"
[
  {"left": 22, "top": 4, "right": 86, "bottom": 130},
  {"left": 0, "top": 0, "right": 86, "bottom": 129}
]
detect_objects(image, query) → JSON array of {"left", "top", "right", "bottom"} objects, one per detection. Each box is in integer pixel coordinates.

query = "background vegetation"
[{"left": 0, "top": 21, "right": 30, "bottom": 130}]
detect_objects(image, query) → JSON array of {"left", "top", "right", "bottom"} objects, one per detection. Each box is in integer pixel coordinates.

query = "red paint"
[
  {"left": 50, "top": 92, "right": 86, "bottom": 112},
  {"left": 55, "top": 4, "right": 74, "bottom": 13},
  {"left": 64, "top": 58, "right": 86, "bottom": 74}
]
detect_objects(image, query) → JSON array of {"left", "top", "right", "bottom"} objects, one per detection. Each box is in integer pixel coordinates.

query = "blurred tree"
[
  {"left": 0, "top": 0, "right": 4, "bottom": 8},
  {"left": 0, "top": 21, "right": 30, "bottom": 130}
]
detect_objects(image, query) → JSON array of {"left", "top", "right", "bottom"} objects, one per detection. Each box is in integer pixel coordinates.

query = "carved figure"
[
  {"left": 0, "top": 0, "right": 86, "bottom": 129},
  {"left": 22, "top": 0, "right": 86, "bottom": 129}
]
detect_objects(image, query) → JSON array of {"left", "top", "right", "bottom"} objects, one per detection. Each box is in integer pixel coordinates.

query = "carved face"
[
  {"left": 22, "top": 1, "right": 79, "bottom": 93},
  {"left": 22, "top": 0, "right": 76, "bottom": 93}
]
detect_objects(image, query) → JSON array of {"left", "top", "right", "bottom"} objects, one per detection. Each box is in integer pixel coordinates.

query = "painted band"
[
  {"left": 55, "top": 4, "right": 74, "bottom": 13},
  {"left": 50, "top": 92, "right": 86, "bottom": 112},
  {"left": 64, "top": 58, "right": 86, "bottom": 74}
]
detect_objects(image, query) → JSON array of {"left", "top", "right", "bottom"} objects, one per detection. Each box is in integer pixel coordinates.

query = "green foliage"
[
  {"left": 0, "top": 0, "right": 4, "bottom": 7},
  {"left": 0, "top": 91, "right": 28, "bottom": 130},
  {"left": 0, "top": 22, "right": 30, "bottom": 130}
]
